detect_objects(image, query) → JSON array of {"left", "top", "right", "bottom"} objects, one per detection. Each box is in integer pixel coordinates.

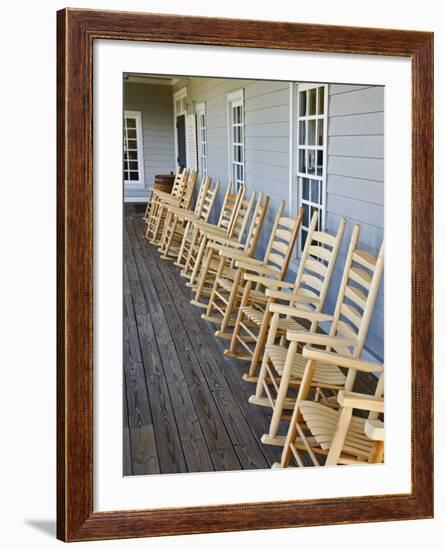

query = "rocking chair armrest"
[
  {"left": 151, "top": 189, "right": 172, "bottom": 199},
  {"left": 286, "top": 332, "right": 356, "bottom": 347},
  {"left": 194, "top": 220, "right": 224, "bottom": 233},
  {"left": 217, "top": 249, "right": 252, "bottom": 262},
  {"left": 337, "top": 391, "right": 384, "bottom": 414},
  {"left": 302, "top": 347, "right": 384, "bottom": 373},
  {"left": 269, "top": 303, "right": 333, "bottom": 322},
  {"left": 234, "top": 262, "right": 279, "bottom": 277},
  {"left": 174, "top": 210, "right": 198, "bottom": 222},
  {"left": 207, "top": 236, "right": 245, "bottom": 249},
  {"left": 364, "top": 419, "right": 385, "bottom": 441},
  {"left": 244, "top": 274, "right": 295, "bottom": 288},
  {"left": 160, "top": 196, "right": 181, "bottom": 206},
  {"left": 265, "top": 288, "right": 321, "bottom": 305}
]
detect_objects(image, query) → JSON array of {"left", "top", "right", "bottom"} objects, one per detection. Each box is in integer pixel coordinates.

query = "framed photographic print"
[{"left": 57, "top": 8, "right": 434, "bottom": 542}]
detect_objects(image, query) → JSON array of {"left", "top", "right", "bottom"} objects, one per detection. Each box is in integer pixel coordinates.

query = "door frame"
[
  {"left": 123, "top": 110, "right": 145, "bottom": 190},
  {"left": 173, "top": 87, "right": 188, "bottom": 170}
]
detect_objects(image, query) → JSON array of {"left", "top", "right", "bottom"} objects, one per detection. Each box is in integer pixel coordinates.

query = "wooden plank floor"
[
  {"left": 123, "top": 204, "right": 284, "bottom": 475},
  {"left": 123, "top": 204, "right": 377, "bottom": 476}
]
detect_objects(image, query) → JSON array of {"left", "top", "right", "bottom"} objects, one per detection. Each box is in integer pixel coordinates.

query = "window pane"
[
  {"left": 299, "top": 91, "right": 307, "bottom": 116},
  {"left": 127, "top": 139, "right": 137, "bottom": 150},
  {"left": 129, "top": 172, "right": 139, "bottom": 181},
  {"left": 129, "top": 161, "right": 138, "bottom": 171},
  {"left": 299, "top": 149, "right": 306, "bottom": 173},
  {"left": 309, "top": 89, "right": 316, "bottom": 115},
  {"left": 127, "top": 150, "right": 137, "bottom": 160},
  {"left": 124, "top": 161, "right": 128, "bottom": 171},
  {"left": 127, "top": 129, "right": 136, "bottom": 139},
  {"left": 318, "top": 87, "right": 325, "bottom": 115},
  {"left": 310, "top": 179, "right": 319, "bottom": 203},
  {"left": 308, "top": 119, "right": 316, "bottom": 145},
  {"left": 317, "top": 150, "right": 324, "bottom": 176},
  {"left": 126, "top": 118, "right": 136, "bottom": 128},
  {"left": 299, "top": 120, "right": 306, "bottom": 145},
  {"left": 308, "top": 149, "right": 316, "bottom": 174},
  {"left": 317, "top": 119, "right": 324, "bottom": 146},
  {"left": 302, "top": 178, "right": 309, "bottom": 201}
]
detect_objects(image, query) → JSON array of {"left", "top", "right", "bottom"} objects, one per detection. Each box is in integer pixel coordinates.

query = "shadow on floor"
[{"left": 24, "top": 519, "right": 56, "bottom": 538}]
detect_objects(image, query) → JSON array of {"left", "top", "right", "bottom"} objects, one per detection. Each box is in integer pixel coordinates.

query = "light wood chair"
[
  {"left": 176, "top": 182, "right": 245, "bottom": 278},
  {"left": 276, "top": 352, "right": 384, "bottom": 468},
  {"left": 145, "top": 169, "right": 198, "bottom": 245},
  {"left": 189, "top": 191, "right": 267, "bottom": 309},
  {"left": 226, "top": 212, "right": 346, "bottom": 381},
  {"left": 143, "top": 169, "right": 188, "bottom": 238},
  {"left": 143, "top": 169, "right": 185, "bottom": 223},
  {"left": 252, "top": 226, "right": 384, "bottom": 447},
  {"left": 158, "top": 176, "right": 219, "bottom": 261},
  {"left": 203, "top": 201, "right": 303, "bottom": 342}
]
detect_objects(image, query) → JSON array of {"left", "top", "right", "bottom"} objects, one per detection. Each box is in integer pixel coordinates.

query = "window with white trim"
[
  {"left": 196, "top": 103, "right": 207, "bottom": 176},
  {"left": 227, "top": 90, "right": 245, "bottom": 191},
  {"left": 296, "top": 83, "right": 328, "bottom": 252},
  {"left": 123, "top": 110, "right": 145, "bottom": 187}
]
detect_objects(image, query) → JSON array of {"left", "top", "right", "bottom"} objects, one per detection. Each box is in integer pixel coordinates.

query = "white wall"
[{"left": 2, "top": 2, "right": 443, "bottom": 550}]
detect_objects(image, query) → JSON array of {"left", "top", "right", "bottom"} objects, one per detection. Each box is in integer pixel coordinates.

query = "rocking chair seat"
[
  {"left": 241, "top": 306, "right": 307, "bottom": 333},
  {"left": 266, "top": 345, "right": 347, "bottom": 386},
  {"left": 299, "top": 400, "right": 373, "bottom": 457}
]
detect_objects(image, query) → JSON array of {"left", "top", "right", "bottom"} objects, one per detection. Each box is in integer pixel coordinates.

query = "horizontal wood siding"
[
  {"left": 124, "top": 82, "right": 175, "bottom": 200},
  {"left": 325, "top": 84, "right": 384, "bottom": 360},
  {"left": 173, "top": 77, "right": 290, "bottom": 258}
]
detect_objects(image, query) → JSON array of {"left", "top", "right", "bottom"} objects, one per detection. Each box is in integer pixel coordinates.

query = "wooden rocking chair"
[
  {"left": 143, "top": 169, "right": 185, "bottom": 223},
  {"left": 189, "top": 191, "right": 267, "bottom": 309},
  {"left": 252, "top": 225, "right": 384, "bottom": 447},
  {"left": 176, "top": 182, "right": 246, "bottom": 281},
  {"left": 276, "top": 352, "right": 384, "bottom": 468},
  {"left": 157, "top": 176, "right": 219, "bottom": 261},
  {"left": 226, "top": 211, "right": 346, "bottom": 381},
  {"left": 203, "top": 201, "right": 303, "bottom": 341},
  {"left": 145, "top": 169, "right": 197, "bottom": 245}
]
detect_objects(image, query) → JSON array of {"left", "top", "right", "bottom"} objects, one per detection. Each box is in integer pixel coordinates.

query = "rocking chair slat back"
[
  {"left": 243, "top": 193, "right": 270, "bottom": 256},
  {"left": 179, "top": 169, "right": 198, "bottom": 210}
]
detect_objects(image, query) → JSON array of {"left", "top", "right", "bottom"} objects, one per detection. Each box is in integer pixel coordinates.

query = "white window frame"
[
  {"left": 294, "top": 83, "right": 328, "bottom": 254},
  {"left": 196, "top": 102, "right": 208, "bottom": 177},
  {"left": 123, "top": 110, "right": 145, "bottom": 189},
  {"left": 173, "top": 87, "right": 188, "bottom": 170},
  {"left": 227, "top": 89, "right": 245, "bottom": 192}
]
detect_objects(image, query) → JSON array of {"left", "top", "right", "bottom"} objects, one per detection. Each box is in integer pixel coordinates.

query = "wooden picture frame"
[{"left": 57, "top": 8, "right": 434, "bottom": 542}]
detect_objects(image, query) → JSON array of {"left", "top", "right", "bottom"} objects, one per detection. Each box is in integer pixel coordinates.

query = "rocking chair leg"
[
  {"left": 248, "top": 308, "right": 273, "bottom": 378},
  {"left": 176, "top": 221, "right": 190, "bottom": 265},
  {"left": 190, "top": 234, "right": 207, "bottom": 285},
  {"left": 194, "top": 249, "right": 212, "bottom": 304},
  {"left": 267, "top": 340, "right": 298, "bottom": 439},
  {"left": 219, "top": 268, "right": 243, "bottom": 337},
  {"left": 206, "top": 256, "right": 226, "bottom": 319}
]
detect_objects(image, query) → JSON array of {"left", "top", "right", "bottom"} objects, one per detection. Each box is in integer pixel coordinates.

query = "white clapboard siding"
[{"left": 324, "top": 84, "right": 384, "bottom": 361}]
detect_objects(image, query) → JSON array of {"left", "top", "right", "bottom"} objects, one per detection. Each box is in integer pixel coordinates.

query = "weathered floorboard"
[
  {"left": 125, "top": 221, "right": 215, "bottom": 473},
  {"left": 134, "top": 220, "right": 271, "bottom": 470}
]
